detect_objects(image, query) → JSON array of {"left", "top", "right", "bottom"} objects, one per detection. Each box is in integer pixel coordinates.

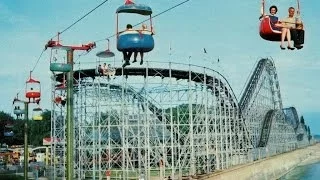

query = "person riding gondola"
[
  {"left": 280, "top": 7, "right": 304, "bottom": 49},
  {"left": 259, "top": 5, "right": 282, "bottom": 31},
  {"left": 122, "top": 24, "right": 134, "bottom": 67},
  {"left": 116, "top": 0, "right": 155, "bottom": 68},
  {"left": 260, "top": 5, "right": 294, "bottom": 50},
  {"left": 259, "top": 0, "right": 305, "bottom": 50},
  {"left": 132, "top": 24, "right": 155, "bottom": 65}
]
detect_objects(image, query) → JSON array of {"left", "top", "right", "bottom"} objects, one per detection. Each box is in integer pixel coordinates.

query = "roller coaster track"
[
  {"left": 257, "top": 110, "right": 275, "bottom": 147},
  {"left": 283, "top": 107, "right": 300, "bottom": 132},
  {"left": 83, "top": 83, "right": 170, "bottom": 141},
  {"left": 239, "top": 59, "right": 269, "bottom": 112},
  {"left": 93, "top": 83, "right": 164, "bottom": 124},
  {"left": 238, "top": 58, "right": 283, "bottom": 148},
  {"left": 238, "top": 58, "right": 296, "bottom": 149},
  {"left": 56, "top": 66, "right": 250, "bottom": 148},
  {"left": 56, "top": 67, "right": 239, "bottom": 109}
]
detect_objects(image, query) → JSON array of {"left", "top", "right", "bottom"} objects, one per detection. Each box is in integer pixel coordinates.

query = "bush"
[{"left": 0, "top": 174, "right": 25, "bottom": 180}]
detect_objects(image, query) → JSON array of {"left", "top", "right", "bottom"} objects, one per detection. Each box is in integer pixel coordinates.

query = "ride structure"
[
  {"left": 12, "top": 72, "right": 44, "bottom": 180},
  {"left": 49, "top": 58, "right": 311, "bottom": 179},
  {"left": 45, "top": 34, "right": 96, "bottom": 180},
  {"left": 23, "top": 0, "right": 310, "bottom": 179}
]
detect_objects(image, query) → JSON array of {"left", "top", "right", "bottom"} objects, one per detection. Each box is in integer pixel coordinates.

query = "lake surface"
[{"left": 280, "top": 162, "right": 320, "bottom": 180}]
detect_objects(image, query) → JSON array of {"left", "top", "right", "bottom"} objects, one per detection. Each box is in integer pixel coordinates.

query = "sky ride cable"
[
  {"left": 29, "top": 0, "right": 191, "bottom": 78},
  {"left": 30, "top": 49, "right": 46, "bottom": 73},
  {"left": 49, "top": 0, "right": 110, "bottom": 40},
  {"left": 297, "top": 0, "right": 301, "bottom": 15},
  {"left": 261, "top": 0, "right": 265, "bottom": 15},
  {"left": 28, "top": 0, "right": 110, "bottom": 76},
  {"left": 94, "top": 0, "right": 191, "bottom": 43},
  {"left": 14, "top": 0, "right": 190, "bottom": 108},
  {"left": 14, "top": 48, "right": 46, "bottom": 102},
  {"left": 73, "top": 0, "right": 191, "bottom": 63}
]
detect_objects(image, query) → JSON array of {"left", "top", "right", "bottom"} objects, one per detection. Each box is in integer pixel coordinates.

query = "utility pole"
[
  {"left": 24, "top": 102, "right": 29, "bottom": 180},
  {"left": 45, "top": 36, "right": 95, "bottom": 179},
  {"left": 13, "top": 97, "right": 30, "bottom": 180},
  {"left": 66, "top": 49, "right": 74, "bottom": 180}
]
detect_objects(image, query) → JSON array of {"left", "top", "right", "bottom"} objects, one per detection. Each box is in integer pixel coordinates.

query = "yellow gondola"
[{"left": 32, "top": 107, "right": 43, "bottom": 121}]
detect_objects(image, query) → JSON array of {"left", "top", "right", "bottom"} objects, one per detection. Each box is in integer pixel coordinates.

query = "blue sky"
[{"left": 0, "top": 0, "right": 319, "bottom": 133}]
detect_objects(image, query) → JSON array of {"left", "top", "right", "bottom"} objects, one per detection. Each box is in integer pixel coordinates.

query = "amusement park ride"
[
  {"left": 10, "top": 0, "right": 310, "bottom": 179},
  {"left": 12, "top": 71, "right": 45, "bottom": 180},
  {"left": 95, "top": 39, "right": 117, "bottom": 77},
  {"left": 259, "top": 0, "right": 305, "bottom": 45},
  {"left": 96, "top": 39, "right": 115, "bottom": 58},
  {"left": 13, "top": 73, "right": 44, "bottom": 121},
  {"left": 117, "top": 0, "right": 155, "bottom": 67},
  {"left": 45, "top": 31, "right": 96, "bottom": 180},
  {"left": 44, "top": 1, "right": 156, "bottom": 179},
  {"left": 3, "top": 123, "right": 14, "bottom": 137}
]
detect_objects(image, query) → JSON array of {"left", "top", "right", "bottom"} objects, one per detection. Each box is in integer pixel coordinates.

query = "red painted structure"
[
  {"left": 259, "top": 16, "right": 282, "bottom": 41},
  {"left": 25, "top": 74, "right": 41, "bottom": 102}
]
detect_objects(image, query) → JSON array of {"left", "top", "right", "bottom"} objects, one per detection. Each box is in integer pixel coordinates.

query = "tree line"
[{"left": 0, "top": 110, "right": 51, "bottom": 147}]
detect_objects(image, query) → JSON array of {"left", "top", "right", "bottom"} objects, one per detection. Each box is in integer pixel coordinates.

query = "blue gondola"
[
  {"left": 116, "top": 1, "right": 155, "bottom": 53},
  {"left": 4, "top": 131, "right": 14, "bottom": 137},
  {"left": 96, "top": 39, "right": 115, "bottom": 58},
  {"left": 4, "top": 124, "right": 14, "bottom": 137}
]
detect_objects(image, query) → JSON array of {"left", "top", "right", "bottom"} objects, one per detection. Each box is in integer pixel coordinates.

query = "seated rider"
[
  {"left": 97, "top": 64, "right": 103, "bottom": 75},
  {"left": 133, "top": 24, "right": 155, "bottom": 65},
  {"left": 260, "top": 5, "right": 281, "bottom": 31},
  {"left": 122, "top": 24, "right": 134, "bottom": 68},
  {"left": 281, "top": 7, "right": 304, "bottom": 49}
]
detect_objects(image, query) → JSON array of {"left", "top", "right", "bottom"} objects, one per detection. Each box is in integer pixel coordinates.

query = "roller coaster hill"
[{"left": 49, "top": 57, "right": 313, "bottom": 179}]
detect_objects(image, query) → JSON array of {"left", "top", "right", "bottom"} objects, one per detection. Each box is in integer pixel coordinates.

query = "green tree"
[
  {"left": 1, "top": 110, "right": 52, "bottom": 147},
  {"left": 11, "top": 120, "right": 24, "bottom": 145},
  {"left": 307, "top": 126, "right": 312, "bottom": 141},
  {"left": 300, "top": 115, "right": 305, "bottom": 124},
  {"left": 0, "top": 111, "right": 16, "bottom": 146}
]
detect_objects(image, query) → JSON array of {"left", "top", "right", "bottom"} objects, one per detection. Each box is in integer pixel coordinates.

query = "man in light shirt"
[{"left": 281, "top": 7, "right": 304, "bottom": 49}]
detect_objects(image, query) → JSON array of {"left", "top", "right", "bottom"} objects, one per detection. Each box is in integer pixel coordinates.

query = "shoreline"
[{"left": 199, "top": 143, "right": 320, "bottom": 180}]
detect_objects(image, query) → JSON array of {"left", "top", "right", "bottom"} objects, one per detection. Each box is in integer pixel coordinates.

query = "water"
[{"left": 280, "top": 162, "right": 320, "bottom": 180}]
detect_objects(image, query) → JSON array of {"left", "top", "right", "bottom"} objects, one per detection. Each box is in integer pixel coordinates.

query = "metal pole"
[
  {"left": 24, "top": 102, "right": 29, "bottom": 180},
  {"left": 66, "top": 49, "right": 74, "bottom": 180}
]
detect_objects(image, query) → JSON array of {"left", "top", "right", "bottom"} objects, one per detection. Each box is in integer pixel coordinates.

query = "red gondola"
[
  {"left": 259, "top": 0, "right": 303, "bottom": 42},
  {"left": 25, "top": 72, "right": 41, "bottom": 102},
  {"left": 259, "top": 16, "right": 282, "bottom": 41}
]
